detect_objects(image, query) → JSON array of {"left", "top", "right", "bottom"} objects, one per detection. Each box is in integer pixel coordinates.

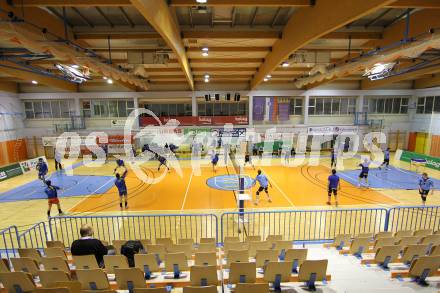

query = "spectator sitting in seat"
[
  {"left": 71, "top": 224, "right": 108, "bottom": 267},
  {"left": 121, "top": 240, "right": 144, "bottom": 267}
]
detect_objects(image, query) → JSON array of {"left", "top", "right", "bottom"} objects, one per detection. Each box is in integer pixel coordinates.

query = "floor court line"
[
  {"left": 260, "top": 167, "right": 295, "bottom": 207},
  {"left": 180, "top": 171, "right": 193, "bottom": 211},
  {"left": 68, "top": 177, "right": 116, "bottom": 212}
]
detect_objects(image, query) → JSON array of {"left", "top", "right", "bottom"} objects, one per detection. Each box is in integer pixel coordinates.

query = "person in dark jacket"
[{"left": 71, "top": 224, "right": 108, "bottom": 267}]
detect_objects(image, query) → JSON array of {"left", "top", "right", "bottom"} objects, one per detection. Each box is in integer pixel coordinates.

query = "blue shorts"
[{"left": 119, "top": 190, "right": 127, "bottom": 196}]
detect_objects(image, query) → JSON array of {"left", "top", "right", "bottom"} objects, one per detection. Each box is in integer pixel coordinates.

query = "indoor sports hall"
[{"left": 0, "top": 1, "right": 440, "bottom": 292}]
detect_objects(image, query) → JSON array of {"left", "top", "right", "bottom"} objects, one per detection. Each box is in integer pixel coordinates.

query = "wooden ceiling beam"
[
  {"left": 0, "top": 82, "right": 18, "bottom": 93},
  {"left": 170, "top": 0, "right": 310, "bottom": 7},
  {"left": 250, "top": 0, "right": 395, "bottom": 89},
  {"left": 385, "top": 0, "right": 440, "bottom": 9},
  {"left": 14, "top": 0, "right": 131, "bottom": 7},
  {"left": 414, "top": 74, "right": 440, "bottom": 89},
  {"left": 130, "top": 0, "right": 194, "bottom": 89}
]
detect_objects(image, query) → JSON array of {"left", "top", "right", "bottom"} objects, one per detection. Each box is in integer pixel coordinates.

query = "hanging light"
[
  {"left": 103, "top": 76, "right": 108, "bottom": 80},
  {"left": 263, "top": 78, "right": 269, "bottom": 82},
  {"left": 282, "top": 62, "right": 289, "bottom": 67},
  {"left": 201, "top": 47, "right": 209, "bottom": 57},
  {"left": 204, "top": 74, "right": 210, "bottom": 79},
  {"left": 196, "top": 0, "right": 208, "bottom": 3},
  {"left": 363, "top": 62, "right": 396, "bottom": 81},
  {"left": 31, "top": 80, "right": 38, "bottom": 84},
  {"left": 266, "top": 74, "right": 272, "bottom": 78},
  {"left": 204, "top": 78, "right": 210, "bottom": 83},
  {"left": 107, "top": 79, "right": 113, "bottom": 84}
]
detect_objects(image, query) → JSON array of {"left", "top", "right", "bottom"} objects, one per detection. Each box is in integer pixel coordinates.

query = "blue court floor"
[
  {"left": 0, "top": 171, "right": 114, "bottom": 202},
  {"left": 338, "top": 166, "right": 440, "bottom": 189}
]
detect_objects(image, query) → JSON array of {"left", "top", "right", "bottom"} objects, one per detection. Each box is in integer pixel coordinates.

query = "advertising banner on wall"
[
  {"left": 0, "top": 163, "right": 23, "bottom": 182},
  {"left": 110, "top": 119, "right": 126, "bottom": 128},
  {"left": 139, "top": 116, "right": 248, "bottom": 127},
  {"left": 19, "top": 156, "right": 47, "bottom": 173},
  {"left": 42, "top": 136, "right": 97, "bottom": 147},
  {"left": 307, "top": 126, "right": 359, "bottom": 135},
  {"left": 212, "top": 128, "right": 246, "bottom": 138},
  {"left": 398, "top": 150, "right": 440, "bottom": 171}
]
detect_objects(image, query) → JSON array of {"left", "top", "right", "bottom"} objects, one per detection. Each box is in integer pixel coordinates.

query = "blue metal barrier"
[
  {"left": 386, "top": 206, "right": 440, "bottom": 233},
  {"left": 0, "top": 226, "right": 19, "bottom": 259},
  {"left": 221, "top": 208, "right": 388, "bottom": 242},
  {"left": 18, "top": 222, "right": 48, "bottom": 249},
  {"left": 48, "top": 214, "right": 218, "bottom": 247}
]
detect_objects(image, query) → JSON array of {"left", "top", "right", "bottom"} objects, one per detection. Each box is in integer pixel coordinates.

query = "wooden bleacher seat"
[
  {"left": 226, "top": 250, "right": 249, "bottom": 268},
  {"left": 18, "top": 248, "right": 42, "bottom": 263},
  {"left": 266, "top": 235, "right": 282, "bottom": 248},
  {"left": 273, "top": 240, "right": 292, "bottom": 258},
  {"left": 164, "top": 252, "right": 188, "bottom": 272},
  {"left": 349, "top": 237, "right": 371, "bottom": 256},
  {"left": 179, "top": 238, "right": 195, "bottom": 247},
  {"left": 229, "top": 262, "right": 256, "bottom": 284},
  {"left": 420, "top": 234, "right": 440, "bottom": 247},
  {"left": 396, "top": 236, "right": 420, "bottom": 246},
  {"left": 0, "top": 272, "right": 36, "bottom": 292},
  {"left": 111, "top": 240, "right": 127, "bottom": 255},
  {"left": 394, "top": 230, "right": 414, "bottom": 241},
  {"left": 76, "top": 269, "right": 111, "bottom": 290},
  {"left": 255, "top": 249, "right": 278, "bottom": 268},
  {"left": 168, "top": 244, "right": 193, "bottom": 259},
  {"left": 82, "top": 290, "right": 116, "bottom": 293},
  {"left": 246, "top": 236, "right": 261, "bottom": 242},
  {"left": 182, "top": 286, "right": 217, "bottom": 293},
  {"left": 0, "top": 259, "right": 10, "bottom": 272},
  {"left": 373, "top": 237, "right": 396, "bottom": 252},
  {"left": 38, "top": 270, "right": 71, "bottom": 287},
  {"left": 200, "top": 238, "right": 216, "bottom": 244},
  {"left": 374, "top": 245, "right": 402, "bottom": 268},
  {"left": 235, "top": 283, "right": 270, "bottom": 293},
  {"left": 263, "top": 261, "right": 292, "bottom": 290},
  {"left": 114, "top": 267, "right": 146, "bottom": 290},
  {"left": 298, "top": 260, "right": 328, "bottom": 291},
  {"left": 134, "top": 288, "right": 167, "bottom": 293},
  {"left": 197, "top": 243, "right": 216, "bottom": 253},
  {"left": 223, "top": 242, "right": 248, "bottom": 254},
  {"left": 435, "top": 230, "right": 440, "bottom": 235},
  {"left": 35, "top": 287, "right": 70, "bottom": 293},
  {"left": 401, "top": 244, "right": 429, "bottom": 264},
  {"left": 11, "top": 257, "right": 39, "bottom": 275},
  {"left": 430, "top": 245, "right": 440, "bottom": 256},
  {"left": 44, "top": 247, "right": 67, "bottom": 260},
  {"left": 103, "top": 255, "right": 129, "bottom": 273},
  {"left": 72, "top": 255, "right": 99, "bottom": 270},
  {"left": 145, "top": 244, "right": 166, "bottom": 261},
  {"left": 46, "top": 241, "right": 64, "bottom": 249},
  {"left": 375, "top": 231, "right": 393, "bottom": 240},
  {"left": 408, "top": 255, "right": 440, "bottom": 286},
  {"left": 223, "top": 236, "right": 240, "bottom": 244},
  {"left": 155, "top": 238, "right": 174, "bottom": 251},
  {"left": 285, "top": 249, "right": 308, "bottom": 273},
  {"left": 249, "top": 241, "right": 271, "bottom": 258},
  {"left": 134, "top": 254, "right": 160, "bottom": 279},
  {"left": 330, "top": 234, "right": 351, "bottom": 249},
  {"left": 357, "top": 233, "right": 372, "bottom": 239},
  {"left": 194, "top": 252, "right": 217, "bottom": 266},
  {"left": 138, "top": 239, "right": 152, "bottom": 248},
  {"left": 47, "top": 281, "right": 81, "bottom": 293},
  {"left": 414, "top": 229, "right": 433, "bottom": 238},
  {"left": 41, "top": 257, "right": 70, "bottom": 274},
  {"left": 190, "top": 265, "right": 218, "bottom": 286}
]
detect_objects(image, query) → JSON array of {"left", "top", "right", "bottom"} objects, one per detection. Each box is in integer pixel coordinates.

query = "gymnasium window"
[
  {"left": 197, "top": 101, "right": 248, "bottom": 116},
  {"left": 24, "top": 100, "right": 75, "bottom": 119},
  {"left": 289, "top": 98, "right": 303, "bottom": 115},
  {"left": 417, "top": 96, "right": 440, "bottom": 114},
  {"left": 142, "top": 103, "right": 192, "bottom": 117},
  {"left": 81, "top": 99, "right": 135, "bottom": 117},
  {"left": 308, "top": 97, "right": 356, "bottom": 115},
  {"left": 367, "top": 96, "right": 409, "bottom": 114}
]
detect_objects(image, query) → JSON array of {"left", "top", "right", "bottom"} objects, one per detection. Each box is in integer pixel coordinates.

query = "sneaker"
[
  {"left": 326, "top": 201, "right": 331, "bottom": 205},
  {"left": 268, "top": 198, "right": 272, "bottom": 203},
  {"left": 254, "top": 200, "right": 259, "bottom": 206},
  {"left": 357, "top": 183, "right": 361, "bottom": 187},
  {"left": 58, "top": 212, "right": 65, "bottom": 216}
]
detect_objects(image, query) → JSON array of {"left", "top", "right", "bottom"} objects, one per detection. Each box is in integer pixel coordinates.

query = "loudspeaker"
[
  {"left": 215, "top": 94, "right": 220, "bottom": 101},
  {"left": 234, "top": 93, "right": 241, "bottom": 101},
  {"left": 226, "top": 93, "right": 231, "bottom": 101},
  {"left": 205, "top": 94, "right": 210, "bottom": 101}
]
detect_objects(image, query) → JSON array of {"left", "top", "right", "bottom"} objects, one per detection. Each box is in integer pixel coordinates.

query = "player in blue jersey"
[
  {"left": 327, "top": 169, "right": 340, "bottom": 207},
  {"left": 244, "top": 152, "right": 255, "bottom": 169},
  {"left": 36, "top": 158, "right": 48, "bottom": 184},
  {"left": 44, "top": 180, "right": 64, "bottom": 217},
  {"left": 379, "top": 148, "right": 391, "bottom": 170},
  {"left": 253, "top": 170, "right": 272, "bottom": 205},
  {"left": 211, "top": 152, "right": 219, "bottom": 172},
  {"left": 157, "top": 155, "right": 169, "bottom": 171},
  {"left": 419, "top": 172, "right": 434, "bottom": 205},
  {"left": 330, "top": 148, "right": 337, "bottom": 168},
  {"left": 114, "top": 159, "right": 128, "bottom": 178},
  {"left": 358, "top": 158, "right": 371, "bottom": 188},
  {"left": 115, "top": 173, "right": 128, "bottom": 209}
]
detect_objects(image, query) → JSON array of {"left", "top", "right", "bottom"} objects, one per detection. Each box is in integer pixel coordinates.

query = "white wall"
[{"left": 0, "top": 93, "right": 25, "bottom": 142}]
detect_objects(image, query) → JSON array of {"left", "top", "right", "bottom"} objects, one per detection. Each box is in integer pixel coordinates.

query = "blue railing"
[
  {"left": 48, "top": 214, "right": 218, "bottom": 247},
  {"left": 0, "top": 226, "right": 19, "bottom": 259},
  {"left": 221, "top": 208, "right": 388, "bottom": 242},
  {"left": 0, "top": 206, "right": 438, "bottom": 254}
]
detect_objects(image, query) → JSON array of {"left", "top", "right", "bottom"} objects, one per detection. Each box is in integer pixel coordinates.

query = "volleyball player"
[
  {"left": 211, "top": 152, "right": 219, "bottom": 172},
  {"left": 379, "top": 148, "right": 391, "bottom": 170},
  {"left": 327, "top": 169, "right": 340, "bottom": 207},
  {"left": 45, "top": 180, "right": 64, "bottom": 217},
  {"left": 253, "top": 169, "right": 272, "bottom": 205},
  {"left": 157, "top": 155, "right": 169, "bottom": 171},
  {"left": 114, "top": 159, "right": 128, "bottom": 178},
  {"left": 244, "top": 152, "right": 255, "bottom": 169},
  {"left": 115, "top": 173, "right": 128, "bottom": 209},
  {"left": 358, "top": 158, "right": 371, "bottom": 188},
  {"left": 330, "top": 148, "right": 337, "bottom": 168},
  {"left": 419, "top": 172, "right": 434, "bottom": 205},
  {"left": 36, "top": 158, "right": 48, "bottom": 185}
]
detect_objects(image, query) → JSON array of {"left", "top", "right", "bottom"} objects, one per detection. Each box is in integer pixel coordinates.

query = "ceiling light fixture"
[
  {"left": 282, "top": 62, "right": 289, "bottom": 67},
  {"left": 263, "top": 78, "right": 269, "bottom": 82},
  {"left": 266, "top": 75, "right": 272, "bottom": 78},
  {"left": 204, "top": 74, "right": 210, "bottom": 79},
  {"left": 197, "top": 0, "right": 208, "bottom": 4},
  {"left": 363, "top": 62, "right": 396, "bottom": 81},
  {"left": 204, "top": 78, "right": 209, "bottom": 83},
  {"left": 31, "top": 80, "right": 38, "bottom": 84},
  {"left": 55, "top": 64, "right": 90, "bottom": 83},
  {"left": 71, "top": 64, "right": 80, "bottom": 69},
  {"left": 107, "top": 79, "right": 113, "bottom": 84},
  {"left": 103, "top": 76, "right": 108, "bottom": 80}
]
